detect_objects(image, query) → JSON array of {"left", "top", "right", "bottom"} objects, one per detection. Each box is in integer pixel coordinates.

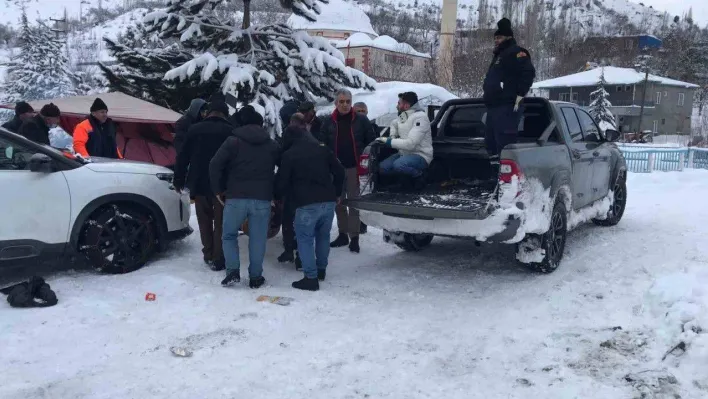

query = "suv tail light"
[
  {"left": 358, "top": 154, "right": 370, "bottom": 176},
  {"left": 499, "top": 159, "right": 523, "bottom": 184}
]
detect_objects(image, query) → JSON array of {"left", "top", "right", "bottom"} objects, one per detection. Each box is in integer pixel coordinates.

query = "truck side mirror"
[
  {"left": 605, "top": 129, "right": 621, "bottom": 142},
  {"left": 29, "top": 153, "right": 54, "bottom": 173}
]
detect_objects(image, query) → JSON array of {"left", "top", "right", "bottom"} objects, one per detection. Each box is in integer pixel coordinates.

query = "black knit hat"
[
  {"left": 90, "top": 98, "right": 108, "bottom": 113},
  {"left": 238, "top": 105, "right": 264, "bottom": 126},
  {"left": 298, "top": 101, "right": 315, "bottom": 113},
  {"left": 40, "top": 103, "right": 60, "bottom": 118},
  {"left": 398, "top": 92, "right": 419, "bottom": 106},
  {"left": 208, "top": 100, "right": 230, "bottom": 116},
  {"left": 15, "top": 101, "right": 34, "bottom": 115},
  {"left": 494, "top": 18, "right": 514, "bottom": 37}
]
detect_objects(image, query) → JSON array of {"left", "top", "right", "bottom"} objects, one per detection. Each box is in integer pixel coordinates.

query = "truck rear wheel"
[{"left": 517, "top": 198, "right": 567, "bottom": 273}]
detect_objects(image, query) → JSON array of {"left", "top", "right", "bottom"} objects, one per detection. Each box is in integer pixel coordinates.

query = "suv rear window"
[{"left": 438, "top": 103, "right": 555, "bottom": 142}]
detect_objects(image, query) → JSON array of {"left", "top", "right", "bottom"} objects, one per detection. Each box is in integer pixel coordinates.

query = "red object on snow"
[
  {"left": 2, "top": 92, "right": 182, "bottom": 167},
  {"left": 145, "top": 292, "right": 156, "bottom": 301}
]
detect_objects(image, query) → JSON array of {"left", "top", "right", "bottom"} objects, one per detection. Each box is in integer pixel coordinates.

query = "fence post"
[
  {"left": 688, "top": 149, "right": 695, "bottom": 169},
  {"left": 647, "top": 152, "right": 655, "bottom": 172},
  {"left": 679, "top": 152, "right": 685, "bottom": 171}
]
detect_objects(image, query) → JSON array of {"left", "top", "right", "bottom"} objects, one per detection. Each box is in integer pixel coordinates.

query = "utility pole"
[
  {"left": 636, "top": 51, "right": 651, "bottom": 134},
  {"left": 437, "top": 0, "right": 458, "bottom": 89}
]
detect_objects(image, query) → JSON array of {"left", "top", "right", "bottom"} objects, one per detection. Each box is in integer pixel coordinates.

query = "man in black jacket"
[
  {"left": 483, "top": 17, "right": 536, "bottom": 159},
  {"left": 319, "top": 88, "right": 376, "bottom": 253},
  {"left": 209, "top": 106, "right": 280, "bottom": 289},
  {"left": 18, "top": 103, "right": 61, "bottom": 145},
  {"left": 174, "top": 98, "right": 207, "bottom": 154},
  {"left": 2, "top": 102, "right": 35, "bottom": 133},
  {"left": 174, "top": 100, "right": 234, "bottom": 271},
  {"left": 298, "top": 101, "right": 323, "bottom": 139},
  {"left": 277, "top": 113, "right": 345, "bottom": 291}
]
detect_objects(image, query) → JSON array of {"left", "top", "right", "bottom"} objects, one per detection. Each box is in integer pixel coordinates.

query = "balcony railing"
[{"left": 562, "top": 99, "right": 655, "bottom": 107}]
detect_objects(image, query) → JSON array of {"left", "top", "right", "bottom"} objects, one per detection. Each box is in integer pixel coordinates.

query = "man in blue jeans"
[
  {"left": 276, "top": 113, "right": 345, "bottom": 291},
  {"left": 209, "top": 105, "right": 280, "bottom": 288},
  {"left": 375, "top": 92, "right": 434, "bottom": 190}
]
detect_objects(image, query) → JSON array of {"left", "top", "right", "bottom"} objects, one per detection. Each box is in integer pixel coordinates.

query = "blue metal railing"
[{"left": 617, "top": 145, "right": 708, "bottom": 173}]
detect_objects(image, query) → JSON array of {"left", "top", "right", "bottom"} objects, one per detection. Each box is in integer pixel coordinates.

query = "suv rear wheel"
[
  {"left": 517, "top": 197, "right": 568, "bottom": 273},
  {"left": 79, "top": 204, "right": 157, "bottom": 274}
]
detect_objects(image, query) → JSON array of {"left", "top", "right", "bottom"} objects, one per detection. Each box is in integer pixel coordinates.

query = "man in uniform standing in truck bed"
[{"left": 483, "top": 17, "right": 536, "bottom": 165}]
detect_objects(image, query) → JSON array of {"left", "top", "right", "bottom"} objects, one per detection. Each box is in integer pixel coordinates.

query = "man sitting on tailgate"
[{"left": 375, "top": 92, "right": 433, "bottom": 190}]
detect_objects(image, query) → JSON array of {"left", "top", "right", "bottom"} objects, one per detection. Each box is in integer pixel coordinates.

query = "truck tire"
[
  {"left": 393, "top": 233, "right": 434, "bottom": 252},
  {"left": 592, "top": 178, "right": 627, "bottom": 227},
  {"left": 517, "top": 197, "right": 567, "bottom": 273},
  {"left": 79, "top": 204, "right": 157, "bottom": 274}
]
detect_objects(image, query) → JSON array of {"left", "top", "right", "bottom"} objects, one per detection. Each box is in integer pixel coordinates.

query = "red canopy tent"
[{"left": 13, "top": 92, "right": 182, "bottom": 167}]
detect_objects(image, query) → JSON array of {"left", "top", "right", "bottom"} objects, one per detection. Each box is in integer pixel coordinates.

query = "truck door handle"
[{"left": 593, "top": 151, "right": 600, "bottom": 157}]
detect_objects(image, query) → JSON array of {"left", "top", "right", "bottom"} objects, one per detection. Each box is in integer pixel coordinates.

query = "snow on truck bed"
[{"left": 3, "top": 170, "right": 708, "bottom": 398}]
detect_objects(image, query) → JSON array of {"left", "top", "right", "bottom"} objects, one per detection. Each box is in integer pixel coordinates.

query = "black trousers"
[
  {"left": 485, "top": 104, "right": 524, "bottom": 156},
  {"left": 281, "top": 198, "right": 296, "bottom": 252}
]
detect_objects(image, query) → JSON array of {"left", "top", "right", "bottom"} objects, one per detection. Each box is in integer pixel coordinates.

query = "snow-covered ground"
[{"left": 2, "top": 170, "right": 708, "bottom": 398}]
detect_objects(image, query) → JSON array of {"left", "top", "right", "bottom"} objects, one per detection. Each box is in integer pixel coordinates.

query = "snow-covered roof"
[
  {"left": 24, "top": 92, "right": 182, "bottom": 124},
  {"left": 287, "top": 0, "right": 377, "bottom": 37},
  {"left": 317, "top": 81, "right": 458, "bottom": 121},
  {"left": 533, "top": 67, "right": 699, "bottom": 89},
  {"left": 334, "top": 33, "right": 430, "bottom": 58}
]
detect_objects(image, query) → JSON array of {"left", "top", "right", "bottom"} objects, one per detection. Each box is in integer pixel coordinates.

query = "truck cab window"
[
  {"left": 561, "top": 107, "right": 583, "bottom": 142},
  {"left": 575, "top": 109, "right": 602, "bottom": 142}
]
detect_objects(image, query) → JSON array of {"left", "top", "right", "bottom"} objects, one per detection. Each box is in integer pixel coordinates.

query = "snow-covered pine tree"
[
  {"left": 1, "top": 11, "right": 78, "bottom": 103},
  {"left": 100, "top": 24, "right": 217, "bottom": 111},
  {"left": 588, "top": 67, "right": 617, "bottom": 131},
  {"left": 142, "top": 0, "right": 375, "bottom": 135}
]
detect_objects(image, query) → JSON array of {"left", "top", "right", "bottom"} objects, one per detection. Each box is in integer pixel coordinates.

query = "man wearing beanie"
[
  {"left": 174, "top": 99, "right": 234, "bottom": 272},
  {"left": 73, "top": 98, "right": 122, "bottom": 159},
  {"left": 2, "top": 101, "right": 35, "bottom": 133},
  {"left": 18, "top": 103, "right": 61, "bottom": 145},
  {"left": 209, "top": 105, "right": 280, "bottom": 289},
  {"left": 483, "top": 17, "right": 536, "bottom": 160}
]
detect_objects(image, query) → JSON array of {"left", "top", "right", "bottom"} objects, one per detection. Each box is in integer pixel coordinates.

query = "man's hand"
[
  {"left": 174, "top": 186, "right": 183, "bottom": 194},
  {"left": 216, "top": 194, "right": 225, "bottom": 206},
  {"left": 514, "top": 96, "right": 523, "bottom": 112},
  {"left": 375, "top": 137, "right": 391, "bottom": 146}
]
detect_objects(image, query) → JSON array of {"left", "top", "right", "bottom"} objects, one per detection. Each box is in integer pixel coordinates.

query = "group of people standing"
[{"left": 2, "top": 98, "right": 124, "bottom": 160}]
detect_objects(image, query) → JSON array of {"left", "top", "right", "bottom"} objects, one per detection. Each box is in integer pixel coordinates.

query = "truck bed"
[{"left": 353, "top": 179, "right": 496, "bottom": 217}]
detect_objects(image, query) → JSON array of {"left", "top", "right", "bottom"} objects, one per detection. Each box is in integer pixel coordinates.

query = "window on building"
[
  {"left": 652, "top": 120, "right": 658, "bottom": 133},
  {"left": 616, "top": 86, "right": 622, "bottom": 92},
  {"left": 678, "top": 93, "right": 685, "bottom": 106},
  {"left": 625, "top": 40, "right": 633, "bottom": 50},
  {"left": 661, "top": 118, "right": 665, "bottom": 125},
  {"left": 561, "top": 107, "right": 583, "bottom": 142},
  {"left": 384, "top": 54, "right": 413, "bottom": 66},
  {"left": 571, "top": 92, "right": 579, "bottom": 102},
  {"left": 655, "top": 92, "right": 661, "bottom": 105},
  {"left": 316, "top": 31, "right": 323, "bottom": 36},
  {"left": 625, "top": 85, "right": 631, "bottom": 91},
  {"left": 559, "top": 93, "right": 570, "bottom": 101},
  {"left": 345, "top": 58, "right": 355, "bottom": 67}
]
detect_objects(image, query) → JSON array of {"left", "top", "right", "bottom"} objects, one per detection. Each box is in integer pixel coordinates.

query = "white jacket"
[{"left": 388, "top": 106, "right": 434, "bottom": 164}]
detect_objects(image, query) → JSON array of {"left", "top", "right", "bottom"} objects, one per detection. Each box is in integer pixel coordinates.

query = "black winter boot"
[
  {"left": 292, "top": 277, "right": 319, "bottom": 291},
  {"left": 318, "top": 270, "right": 326, "bottom": 281},
  {"left": 330, "top": 233, "right": 349, "bottom": 248},
  {"left": 349, "top": 236, "right": 360, "bottom": 253},
  {"left": 360, "top": 222, "right": 368, "bottom": 234},
  {"left": 249, "top": 276, "right": 266, "bottom": 289},
  {"left": 278, "top": 250, "right": 294, "bottom": 263},
  {"left": 221, "top": 270, "right": 241, "bottom": 287},
  {"left": 211, "top": 259, "right": 226, "bottom": 271}
]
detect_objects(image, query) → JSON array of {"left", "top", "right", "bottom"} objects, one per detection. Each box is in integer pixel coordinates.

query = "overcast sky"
[{"left": 629, "top": 0, "right": 708, "bottom": 26}]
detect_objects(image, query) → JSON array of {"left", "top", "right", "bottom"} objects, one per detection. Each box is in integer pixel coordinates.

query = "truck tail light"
[
  {"left": 499, "top": 159, "right": 523, "bottom": 184},
  {"left": 358, "top": 154, "right": 370, "bottom": 176}
]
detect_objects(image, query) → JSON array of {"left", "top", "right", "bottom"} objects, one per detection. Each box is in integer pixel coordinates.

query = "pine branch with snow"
[
  {"left": 589, "top": 68, "right": 617, "bottom": 132},
  {"left": 142, "top": 0, "right": 375, "bottom": 134}
]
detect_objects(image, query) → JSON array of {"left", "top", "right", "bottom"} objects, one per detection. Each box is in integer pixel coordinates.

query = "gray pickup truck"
[{"left": 348, "top": 97, "right": 627, "bottom": 273}]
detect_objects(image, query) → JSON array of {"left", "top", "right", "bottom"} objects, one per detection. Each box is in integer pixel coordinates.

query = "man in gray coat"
[{"left": 174, "top": 98, "right": 208, "bottom": 154}]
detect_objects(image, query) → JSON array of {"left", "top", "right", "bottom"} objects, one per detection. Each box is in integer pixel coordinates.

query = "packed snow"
[
  {"left": 287, "top": 0, "right": 378, "bottom": 37},
  {"left": 3, "top": 170, "right": 708, "bottom": 398},
  {"left": 533, "top": 66, "right": 700, "bottom": 89},
  {"left": 334, "top": 32, "right": 430, "bottom": 58}
]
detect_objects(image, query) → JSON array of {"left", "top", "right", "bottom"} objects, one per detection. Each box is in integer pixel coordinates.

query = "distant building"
[
  {"left": 566, "top": 35, "right": 662, "bottom": 70},
  {"left": 287, "top": 0, "right": 430, "bottom": 83},
  {"left": 532, "top": 66, "right": 698, "bottom": 135}
]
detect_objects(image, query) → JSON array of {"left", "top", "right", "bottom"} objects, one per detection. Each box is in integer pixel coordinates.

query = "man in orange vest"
[{"left": 73, "top": 98, "right": 123, "bottom": 159}]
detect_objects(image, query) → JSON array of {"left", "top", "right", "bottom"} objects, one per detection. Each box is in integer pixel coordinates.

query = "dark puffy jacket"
[
  {"left": 18, "top": 114, "right": 50, "bottom": 145},
  {"left": 2, "top": 116, "right": 23, "bottom": 133},
  {"left": 209, "top": 125, "right": 280, "bottom": 201},
  {"left": 174, "top": 99, "right": 207, "bottom": 154},
  {"left": 279, "top": 100, "right": 300, "bottom": 127},
  {"left": 174, "top": 116, "right": 233, "bottom": 196},
  {"left": 276, "top": 126, "right": 345, "bottom": 209},
  {"left": 73, "top": 116, "right": 121, "bottom": 159},
  {"left": 318, "top": 110, "right": 376, "bottom": 168},
  {"left": 483, "top": 38, "right": 536, "bottom": 107}
]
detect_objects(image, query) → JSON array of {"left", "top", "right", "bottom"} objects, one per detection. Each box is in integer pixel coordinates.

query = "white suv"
[{"left": 0, "top": 128, "right": 192, "bottom": 276}]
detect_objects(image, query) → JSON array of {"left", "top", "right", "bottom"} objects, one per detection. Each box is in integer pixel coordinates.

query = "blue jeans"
[
  {"left": 294, "top": 202, "right": 336, "bottom": 279},
  {"left": 379, "top": 153, "right": 428, "bottom": 177},
  {"left": 222, "top": 199, "right": 271, "bottom": 278}
]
